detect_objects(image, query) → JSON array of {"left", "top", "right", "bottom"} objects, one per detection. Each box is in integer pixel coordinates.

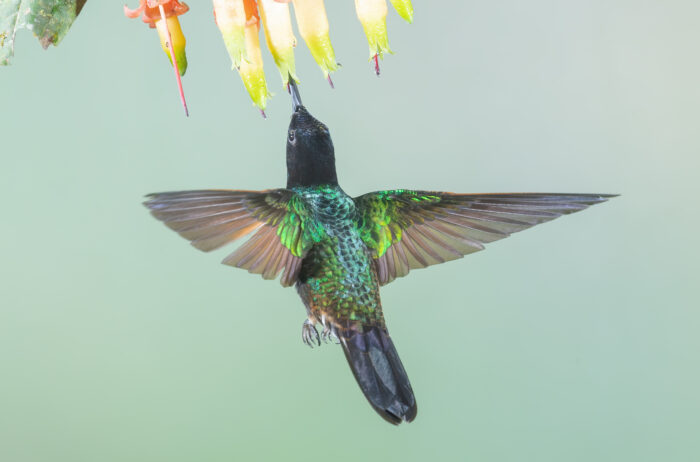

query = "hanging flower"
[
  {"left": 389, "top": 0, "right": 414, "bottom": 24},
  {"left": 125, "top": 0, "right": 190, "bottom": 115},
  {"left": 237, "top": 0, "right": 272, "bottom": 114},
  {"left": 126, "top": 0, "right": 414, "bottom": 116},
  {"left": 355, "top": 0, "right": 392, "bottom": 75},
  {"left": 291, "top": 0, "right": 338, "bottom": 85},
  {"left": 214, "top": 0, "right": 272, "bottom": 114},
  {"left": 125, "top": 0, "right": 189, "bottom": 75},
  {"left": 258, "top": 0, "right": 298, "bottom": 86},
  {"left": 212, "top": 0, "right": 247, "bottom": 69}
]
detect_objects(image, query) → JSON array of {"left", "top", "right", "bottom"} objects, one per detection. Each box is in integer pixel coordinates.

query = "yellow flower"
[
  {"left": 124, "top": 0, "right": 189, "bottom": 75},
  {"left": 213, "top": 0, "right": 247, "bottom": 69},
  {"left": 259, "top": 0, "right": 298, "bottom": 86},
  {"left": 354, "top": 0, "right": 392, "bottom": 75},
  {"left": 128, "top": 0, "right": 415, "bottom": 115},
  {"left": 389, "top": 0, "right": 414, "bottom": 24},
  {"left": 125, "top": 0, "right": 190, "bottom": 115},
  {"left": 353, "top": 0, "right": 411, "bottom": 74},
  {"left": 292, "top": 0, "right": 338, "bottom": 85}
]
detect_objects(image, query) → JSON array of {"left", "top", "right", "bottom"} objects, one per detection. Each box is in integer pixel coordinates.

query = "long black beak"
[{"left": 288, "top": 77, "right": 303, "bottom": 112}]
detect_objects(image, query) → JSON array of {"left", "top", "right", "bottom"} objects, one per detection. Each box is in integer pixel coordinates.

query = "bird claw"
[
  {"left": 321, "top": 324, "right": 339, "bottom": 344},
  {"left": 302, "top": 318, "right": 320, "bottom": 348}
]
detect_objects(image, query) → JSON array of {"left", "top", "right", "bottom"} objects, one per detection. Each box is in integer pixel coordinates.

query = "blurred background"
[{"left": 1, "top": 1, "right": 698, "bottom": 461}]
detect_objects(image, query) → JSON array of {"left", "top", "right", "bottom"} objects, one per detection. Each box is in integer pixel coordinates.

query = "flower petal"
[
  {"left": 238, "top": 0, "right": 271, "bottom": 110},
  {"left": 292, "top": 0, "right": 338, "bottom": 78},
  {"left": 389, "top": 0, "right": 413, "bottom": 24},
  {"left": 259, "top": 0, "right": 298, "bottom": 85},
  {"left": 155, "top": 15, "right": 187, "bottom": 76},
  {"left": 355, "top": 0, "right": 392, "bottom": 59},
  {"left": 213, "top": 0, "right": 248, "bottom": 68}
]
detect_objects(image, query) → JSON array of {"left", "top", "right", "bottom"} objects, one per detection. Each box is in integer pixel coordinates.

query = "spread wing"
[
  {"left": 144, "top": 189, "right": 324, "bottom": 286},
  {"left": 354, "top": 191, "right": 614, "bottom": 285}
]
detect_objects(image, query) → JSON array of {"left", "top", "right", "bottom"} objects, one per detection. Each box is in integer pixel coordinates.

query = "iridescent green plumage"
[
  {"left": 145, "top": 187, "right": 613, "bottom": 325},
  {"left": 267, "top": 192, "right": 325, "bottom": 258},
  {"left": 355, "top": 190, "right": 442, "bottom": 258},
  {"left": 144, "top": 189, "right": 321, "bottom": 286},
  {"left": 294, "top": 184, "right": 384, "bottom": 328},
  {"left": 144, "top": 185, "right": 612, "bottom": 425},
  {"left": 144, "top": 102, "right": 614, "bottom": 425}
]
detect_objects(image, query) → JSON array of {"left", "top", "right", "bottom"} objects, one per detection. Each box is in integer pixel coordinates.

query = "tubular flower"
[
  {"left": 124, "top": 0, "right": 189, "bottom": 75},
  {"left": 389, "top": 0, "right": 414, "bottom": 24},
  {"left": 213, "top": 0, "right": 247, "bottom": 69},
  {"left": 238, "top": 0, "right": 272, "bottom": 113},
  {"left": 258, "top": 0, "right": 298, "bottom": 86},
  {"left": 292, "top": 0, "right": 338, "bottom": 82},
  {"left": 213, "top": 0, "right": 271, "bottom": 112},
  {"left": 354, "top": 0, "right": 391, "bottom": 75},
  {"left": 125, "top": 0, "right": 189, "bottom": 116},
  {"left": 126, "top": 0, "right": 415, "bottom": 115}
]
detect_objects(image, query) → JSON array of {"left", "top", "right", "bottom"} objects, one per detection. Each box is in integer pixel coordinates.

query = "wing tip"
[
  {"left": 560, "top": 193, "right": 618, "bottom": 212},
  {"left": 142, "top": 194, "right": 158, "bottom": 210},
  {"left": 573, "top": 193, "right": 618, "bottom": 201}
]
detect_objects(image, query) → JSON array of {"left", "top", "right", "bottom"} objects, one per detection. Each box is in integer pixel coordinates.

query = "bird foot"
[
  {"left": 302, "top": 318, "right": 320, "bottom": 348},
  {"left": 321, "top": 324, "right": 339, "bottom": 344}
]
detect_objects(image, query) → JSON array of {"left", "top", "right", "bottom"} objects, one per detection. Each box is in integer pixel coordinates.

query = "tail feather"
[{"left": 339, "top": 326, "right": 417, "bottom": 424}]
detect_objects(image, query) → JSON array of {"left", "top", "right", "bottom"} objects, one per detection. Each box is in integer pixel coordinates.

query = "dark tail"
[{"left": 339, "top": 326, "right": 417, "bottom": 424}]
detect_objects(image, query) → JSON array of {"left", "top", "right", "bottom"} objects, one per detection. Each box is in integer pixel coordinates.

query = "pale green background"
[{"left": 1, "top": 1, "right": 698, "bottom": 461}]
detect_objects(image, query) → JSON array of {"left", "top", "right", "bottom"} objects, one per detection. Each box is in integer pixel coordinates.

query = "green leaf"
[{"left": 0, "top": 0, "right": 86, "bottom": 66}]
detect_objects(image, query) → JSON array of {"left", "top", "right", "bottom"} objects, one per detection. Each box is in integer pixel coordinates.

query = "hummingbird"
[{"left": 144, "top": 81, "right": 614, "bottom": 424}]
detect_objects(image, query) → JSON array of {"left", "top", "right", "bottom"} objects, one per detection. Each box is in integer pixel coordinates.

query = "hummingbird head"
[{"left": 286, "top": 83, "right": 338, "bottom": 189}]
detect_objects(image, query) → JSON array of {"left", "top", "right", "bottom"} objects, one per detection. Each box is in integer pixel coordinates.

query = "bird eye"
[{"left": 288, "top": 130, "right": 296, "bottom": 144}]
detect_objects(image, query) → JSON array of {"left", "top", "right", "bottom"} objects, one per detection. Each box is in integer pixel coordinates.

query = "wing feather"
[
  {"left": 399, "top": 231, "right": 429, "bottom": 268},
  {"left": 145, "top": 189, "right": 320, "bottom": 287},
  {"left": 262, "top": 242, "right": 286, "bottom": 280},
  {"left": 385, "top": 246, "right": 397, "bottom": 282},
  {"left": 393, "top": 241, "right": 411, "bottom": 278},
  {"left": 355, "top": 191, "right": 614, "bottom": 284},
  {"left": 192, "top": 221, "right": 262, "bottom": 252}
]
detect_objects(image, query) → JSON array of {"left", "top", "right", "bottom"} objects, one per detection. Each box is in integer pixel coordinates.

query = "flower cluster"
[{"left": 125, "top": 0, "right": 413, "bottom": 115}]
